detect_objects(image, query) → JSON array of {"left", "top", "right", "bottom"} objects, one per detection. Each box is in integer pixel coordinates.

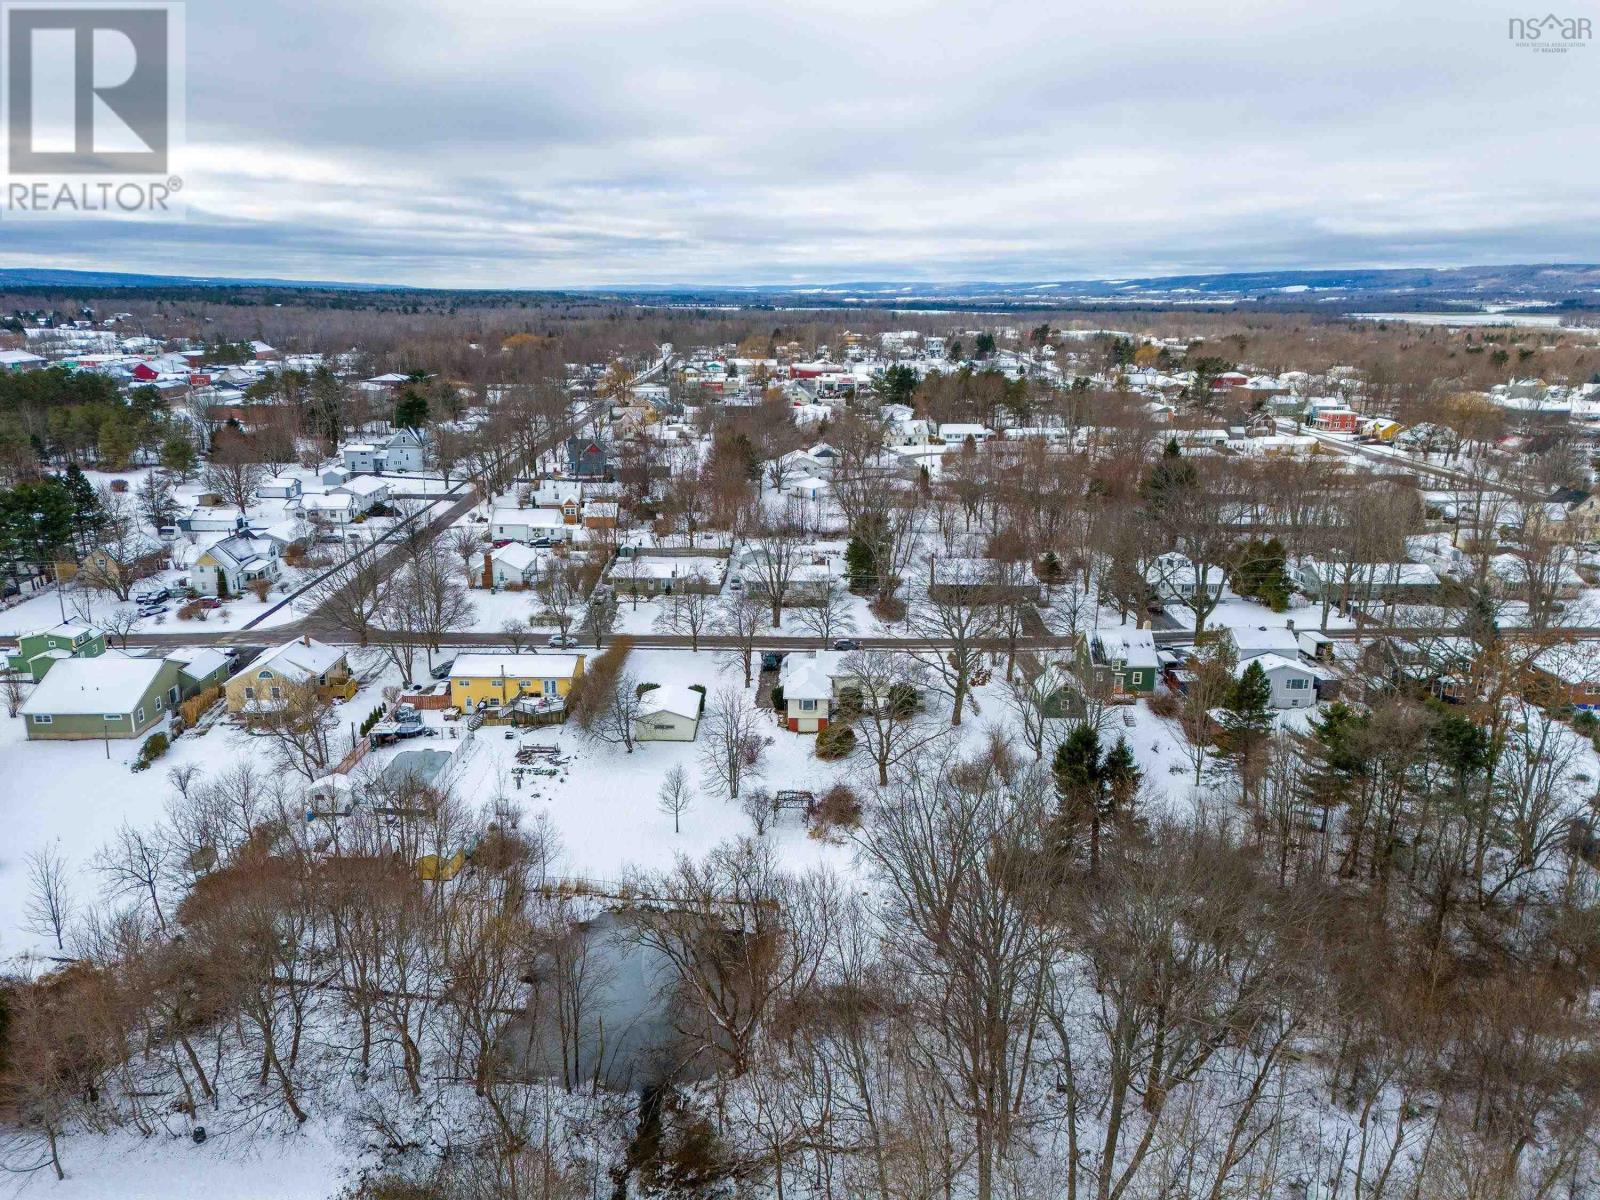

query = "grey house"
[{"left": 565, "top": 436, "right": 610, "bottom": 479}]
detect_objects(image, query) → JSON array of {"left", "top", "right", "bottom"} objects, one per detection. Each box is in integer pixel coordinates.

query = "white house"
[
  {"left": 786, "top": 475, "right": 830, "bottom": 501},
  {"left": 1146, "top": 552, "right": 1225, "bottom": 604},
  {"left": 775, "top": 649, "right": 861, "bottom": 733},
  {"left": 300, "top": 492, "right": 355, "bottom": 526},
  {"left": 938, "top": 422, "right": 994, "bottom": 444},
  {"left": 1236, "top": 653, "right": 1318, "bottom": 709},
  {"left": 257, "top": 475, "right": 303, "bottom": 500},
  {"left": 342, "top": 443, "right": 384, "bottom": 474},
  {"left": 490, "top": 542, "right": 542, "bottom": 587},
  {"left": 634, "top": 683, "right": 703, "bottom": 742},
  {"left": 177, "top": 507, "right": 247, "bottom": 535},
  {"left": 490, "top": 506, "right": 572, "bottom": 544},
  {"left": 192, "top": 535, "right": 282, "bottom": 597},
  {"left": 335, "top": 475, "right": 392, "bottom": 513},
  {"left": 382, "top": 428, "right": 428, "bottom": 472}
]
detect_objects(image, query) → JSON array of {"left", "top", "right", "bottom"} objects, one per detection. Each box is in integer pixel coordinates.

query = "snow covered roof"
[
  {"left": 491, "top": 542, "right": 541, "bottom": 571},
  {"left": 242, "top": 637, "right": 345, "bottom": 683},
  {"left": 337, "top": 475, "right": 391, "bottom": 498},
  {"left": 450, "top": 653, "right": 583, "bottom": 679},
  {"left": 779, "top": 650, "right": 847, "bottom": 701},
  {"left": 1234, "top": 653, "right": 1314, "bottom": 679},
  {"left": 22, "top": 654, "right": 165, "bottom": 716},
  {"left": 1229, "top": 626, "right": 1302, "bottom": 658},
  {"left": 163, "top": 646, "right": 230, "bottom": 680},
  {"left": 491, "top": 506, "right": 567, "bottom": 529},
  {"left": 638, "top": 683, "right": 703, "bottom": 721},
  {"left": 1094, "top": 627, "right": 1157, "bottom": 669}
]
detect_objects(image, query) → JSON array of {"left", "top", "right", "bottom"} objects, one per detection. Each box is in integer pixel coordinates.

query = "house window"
[
  {"left": 270, "top": 687, "right": 282, "bottom": 700},
  {"left": 543, "top": 679, "right": 560, "bottom": 694},
  {"left": 168, "top": 686, "right": 179, "bottom": 704},
  {"left": 104, "top": 714, "right": 121, "bottom": 722},
  {"left": 244, "top": 686, "right": 255, "bottom": 699},
  {"left": 800, "top": 699, "right": 817, "bottom": 712},
  {"left": 457, "top": 680, "right": 468, "bottom": 688},
  {"left": 519, "top": 680, "right": 532, "bottom": 689},
  {"left": 1285, "top": 677, "right": 1310, "bottom": 690},
  {"left": 136, "top": 706, "right": 145, "bottom": 722},
  {"left": 32, "top": 714, "right": 52, "bottom": 724},
  {"left": 259, "top": 670, "right": 274, "bottom": 680}
]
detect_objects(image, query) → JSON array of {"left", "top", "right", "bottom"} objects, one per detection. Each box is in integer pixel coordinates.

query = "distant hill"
[{"left": 4, "top": 263, "right": 1600, "bottom": 311}]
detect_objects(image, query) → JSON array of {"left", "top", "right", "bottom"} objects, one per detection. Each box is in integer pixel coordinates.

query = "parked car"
[
  {"left": 547, "top": 634, "right": 579, "bottom": 649},
  {"left": 531, "top": 537, "right": 552, "bottom": 548},
  {"left": 429, "top": 657, "right": 457, "bottom": 680},
  {"left": 133, "top": 586, "right": 170, "bottom": 603},
  {"left": 137, "top": 602, "right": 169, "bottom": 617},
  {"left": 196, "top": 597, "right": 222, "bottom": 610}
]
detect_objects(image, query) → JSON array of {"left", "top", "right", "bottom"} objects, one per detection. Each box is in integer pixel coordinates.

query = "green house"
[
  {"left": 5, "top": 622, "right": 105, "bottom": 682},
  {"left": 20, "top": 647, "right": 230, "bottom": 741},
  {"left": 1087, "top": 628, "right": 1159, "bottom": 698}
]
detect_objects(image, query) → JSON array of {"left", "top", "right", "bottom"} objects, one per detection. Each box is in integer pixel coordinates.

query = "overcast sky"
[{"left": 1, "top": 0, "right": 1595, "bottom": 287}]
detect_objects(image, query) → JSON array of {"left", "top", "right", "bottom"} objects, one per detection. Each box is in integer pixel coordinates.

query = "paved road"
[
  {"left": 120, "top": 622, "right": 1575, "bottom": 655},
  {"left": 233, "top": 392, "right": 617, "bottom": 636},
  {"left": 1275, "top": 419, "right": 1533, "bottom": 498}
]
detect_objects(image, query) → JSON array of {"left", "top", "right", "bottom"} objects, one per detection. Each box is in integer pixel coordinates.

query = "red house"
[
  {"left": 1313, "top": 407, "right": 1360, "bottom": 434},
  {"left": 130, "top": 361, "right": 160, "bottom": 381}
]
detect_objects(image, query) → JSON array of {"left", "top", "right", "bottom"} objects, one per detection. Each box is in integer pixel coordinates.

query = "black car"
[
  {"left": 429, "top": 657, "right": 457, "bottom": 680},
  {"left": 832, "top": 638, "right": 861, "bottom": 652}
]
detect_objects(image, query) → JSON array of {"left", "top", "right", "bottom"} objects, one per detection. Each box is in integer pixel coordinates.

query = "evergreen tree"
[
  {"left": 1052, "top": 725, "right": 1105, "bottom": 868},
  {"left": 160, "top": 432, "right": 197, "bottom": 480},
  {"left": 844, "top": 535, "right": 874, "bottom": 593},
  {"left": 1101, "top": 735, "right": 1142, "bottom": 823},
  {"left": 877, "top": 364, "right": 917, "bottom": 406},
  {"left": 60, "top": 463, "right": 104, "bottom": 553},
  {"left": 393, "top": 389, "right": 429, "bottom": 430}
]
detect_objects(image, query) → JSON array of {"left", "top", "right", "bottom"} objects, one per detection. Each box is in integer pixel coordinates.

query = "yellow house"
[
  {"left": 448, "top": 653, "right": 585, "bottom": 713},
  {"left": 225, "top": 636, "right": 354, "bottom": 713}
]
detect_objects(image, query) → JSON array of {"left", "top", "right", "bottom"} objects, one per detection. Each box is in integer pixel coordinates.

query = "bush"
[
  {"left": 132, "top": 731, "right": 169, "bottom": 772},
  {"left": 179, "top": 685, "right": 222, "bottom": 726},
  {"left": 834, "top": 686, "right": 864, "bottom": 721},
  {"left": 1147, "top": 689, "right": 1181, "bottom": 720},
  {"left": 870, "top": 594, "right": 907, "bottom": 622},
  {"left": 886, "top": 682, "right": 921, "bottom": 717},
  {"left": 815, "top": 721, "right": 856, "bottom": 760},
  {"left": 769, "top": 684, "right": 785, "bottom": 711},
  {"left": 809, "top": 783, "right": 862, "bottom": 835},
  {"left": 1573, "top": 709, "right": 1598, "bottom": 733},
  {"left": 176, "top": 601, "right": 198, "bottom": 621},
  {"left": 247, "top": 578, "right": 271, "bottom": 602}
]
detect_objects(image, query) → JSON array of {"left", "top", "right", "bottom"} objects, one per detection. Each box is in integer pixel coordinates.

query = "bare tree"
[
  {"left": 698, "top": 686, "right": 765, "bottom": 800},
  {"left": 203, "top": 431, "right": 267, "bottom": 515},
  {"left": 908, "top": 583, "right": 999, "bottom": 726},
  {"left": 715, "top": 591, "right": 767, "bottom": 686},
  {"left": 76, "top": 488, "right": 163, "bottom": 601},
  {"left": 534, "top": 558, "right": 585, "bottom": 638},
  {"left": 653, "top": 578, "right": 716, "bottom": 650},
  {"left": 303, "top": 549, "right": 390, "bottom": 646},
  {"left": 657, "top": 763, "right": 692, "bottom": 833},
  {"left": 578, "top": 668, "right": 645, "bottom": 754},
  {"left": 448, "top": 522, "right": 488, "bottom": 588},
  {"left": 250, "top": 677, "right": 341, "bottom": 780},
  {"left": 842, "top": 649, "right": 945, "bottom": 786},
  {"left": 4, "top": 666, "right": 31, "bottom": 717},
  {"left": 745, "top": 518, "right": 807, "bottom": 627},
  {"left": 24, "top": 845, "right": 74, "bottom": 952},
  {"left": 797, "top": 578, "right": 855, "bottom": 647}
]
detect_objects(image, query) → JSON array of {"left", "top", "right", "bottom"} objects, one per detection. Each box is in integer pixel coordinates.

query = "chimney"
[{"left": 302, "top": 634, "right": 310, "bottom": 647}]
